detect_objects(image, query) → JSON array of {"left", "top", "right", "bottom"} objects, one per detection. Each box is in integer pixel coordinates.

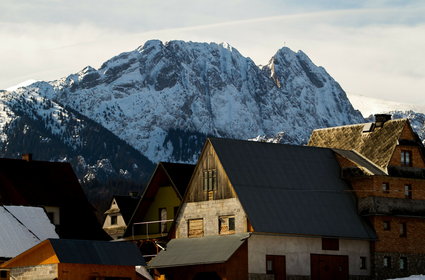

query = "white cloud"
[{"left": 0, "top": 4, "right": 424, "bottom": 106}]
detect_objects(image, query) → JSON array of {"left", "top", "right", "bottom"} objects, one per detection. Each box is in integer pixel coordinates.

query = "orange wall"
[
  {"left": 1, "top": 241, "right": 59, "bottom": 268},
  {"left": 58, "top": 263, "right": 138, "bottom": 280}
]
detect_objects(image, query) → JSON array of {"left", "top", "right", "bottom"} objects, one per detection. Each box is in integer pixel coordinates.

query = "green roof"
[{"left": 148, "top": 233, "right": 248, "bottom": 268}]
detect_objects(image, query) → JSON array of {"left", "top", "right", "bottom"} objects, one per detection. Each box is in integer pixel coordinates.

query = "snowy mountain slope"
[
  {"left": 19, "top": 40, "right": 363, "bottom": 164},
  {"left": 349, "top": 94, "right": 425, "bottom": 117},
  {"left": 0, "top": 87, "right": 154, "bottom": 183}
]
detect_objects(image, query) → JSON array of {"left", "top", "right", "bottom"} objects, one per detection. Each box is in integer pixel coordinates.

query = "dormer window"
[{"left": 401, "top": 150, "right": 412, "bottom": 167}]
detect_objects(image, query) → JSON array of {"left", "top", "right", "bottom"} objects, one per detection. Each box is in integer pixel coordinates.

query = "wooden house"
[
  {"left": 0, "top": 156, "right": 109, "bottom": 240},
  {"left": 149, "top": 138, "right": 376, "bottom": 280},
  {"left": 122, "top": 162, "right": 195, "bottom": 257},
  {"left": 103, "top": 193, "right": 141, "bottom": 239},
  {"left": 308, "top": 114, "right": 425, "bottom": 279},
  {"left": 0, "top": 239, "right": 148, "bottom": 280}
]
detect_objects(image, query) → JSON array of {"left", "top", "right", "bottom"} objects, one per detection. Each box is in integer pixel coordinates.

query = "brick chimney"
[
  {"left": 22, "top": 153, "right": 32, "bottom": 162},
  {"left": 374, "top": 114, "right": 391, "bottom": 127}
]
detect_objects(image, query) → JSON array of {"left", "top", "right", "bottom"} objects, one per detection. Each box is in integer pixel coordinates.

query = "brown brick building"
[{"left": 309, "top": 114, "right": 425, "bottom": 279}]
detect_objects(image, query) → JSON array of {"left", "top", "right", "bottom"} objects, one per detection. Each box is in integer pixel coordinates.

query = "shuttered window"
[
  {"left": 203, "top": 169, "right": 217, "bottom": 191},
  {"left": 188, "top": 218, "right": 204, "bottom": 238}
]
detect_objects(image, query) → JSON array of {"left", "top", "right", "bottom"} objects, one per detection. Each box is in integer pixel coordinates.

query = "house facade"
[
  {"left": 308, "top": 114, "right": 425, "bottom": 279},
  {"left": 103, "top": 194, "right": 141, "bottom": 239},
  {"left": 150, "top": 138, "right": 376, "bottom": 280},
  {"left": 122, "top": 162, "right": 194, "bottom": 258}
]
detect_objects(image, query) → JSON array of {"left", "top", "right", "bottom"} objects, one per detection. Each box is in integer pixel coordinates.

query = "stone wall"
[
  {"left": 10, "top": 264, "right": 57, "bottom": 280},
  {"left": 175, "top": 197, "right": 247, "bottom": 238},
  {"left": 373, "top": 252, "right": 425, "bottom": 280}
]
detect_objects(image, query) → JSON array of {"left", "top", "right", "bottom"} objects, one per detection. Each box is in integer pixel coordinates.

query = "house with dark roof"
[
  {"left": 149, "top": 138, "right": 376, "bottom": 280},
  {"left": 0, "top": 239, "right": 149, "bottom": 280},
  {"left": 122, "top": 162, "right": 195, "bottom": 258},
  {"left": 0, "top": 206, "right": 58, "bottom": 263},
  {"left": 308, "top": 114, "right": 425, "bottom": 279},
  {"left": 103, "top": 193, "right": 141, "bottom": 239},
  {"left": 0, "top": 156, "right": 109, "bottom": 240}
]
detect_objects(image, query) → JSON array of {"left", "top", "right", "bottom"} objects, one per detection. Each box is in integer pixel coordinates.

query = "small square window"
[
  {"left": 383, "top": 256, "right": 391, "bottom": 268},
  {"left": 400, "top": 222, "right": 407, "bottom": 237},
  {"left": 382, "top": 182, "right": 390, "bottom": 193},
  {"left": 383, "top": 221, "right": 391, "bottom": 231},
  {"left": 219, "top": 215, "right": 236, "bottom": 235},
  {"left": 400, "top": 257, "right": 407, "bottom": 270},
  {"left": 360, "top": 257, "right": 367, "bottom": 270},
  {"left": 110, "top": 215, "right": 117, "bottom": 225}
]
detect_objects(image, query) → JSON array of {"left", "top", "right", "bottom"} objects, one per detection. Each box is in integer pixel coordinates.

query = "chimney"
[
  {"left": 374, "top": 114, "right": 391, "bottom": 128},
  {"left": 22, "top": 153, "right": 32, "bottom": 162}
]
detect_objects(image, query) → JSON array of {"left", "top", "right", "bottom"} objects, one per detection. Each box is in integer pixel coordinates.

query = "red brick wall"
[
  {"left": 370, "top": 216, "right": 425, "bottom": 254},
  {"left": 349, "top": 176, "right": 425, "bottom": 200}
]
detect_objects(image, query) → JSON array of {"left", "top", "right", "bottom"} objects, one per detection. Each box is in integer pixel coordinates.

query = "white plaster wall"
[
  {"left": 248, "top": 234, "right": 370, "bottom": 276},
  {"left": 176, "top": 198, "right": 247, "bottom": 238}
]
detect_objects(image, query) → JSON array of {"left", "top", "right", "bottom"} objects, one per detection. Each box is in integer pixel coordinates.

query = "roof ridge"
[{"left": 312, "top": 118, "right": 408, "bottom": 132}]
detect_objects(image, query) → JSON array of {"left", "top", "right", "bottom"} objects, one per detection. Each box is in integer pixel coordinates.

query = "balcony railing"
[{"left": 131, "top": 219, "right": 174, "bottom": 240}]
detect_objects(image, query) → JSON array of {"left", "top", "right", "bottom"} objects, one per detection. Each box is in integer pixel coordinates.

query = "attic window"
[
  {"left": 203, "top": 169, "right": 217, "bottom": 191},
  {"left": 110, "top": 215, "right": 117, "bottom": 225},
  {"left": 401, "top": 150, "right": 412, "bottom": 167}
]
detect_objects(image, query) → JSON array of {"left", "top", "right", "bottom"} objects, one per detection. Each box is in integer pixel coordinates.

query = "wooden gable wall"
[
  {"left": 185, "top": 140, "right": 236, "bottom": 203},
  {"left": 389, "top": 122, "right": 425, "bottom": 168}
]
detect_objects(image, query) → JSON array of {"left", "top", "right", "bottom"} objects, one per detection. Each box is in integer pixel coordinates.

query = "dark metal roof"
[
  {"left": 49, "top": 239, "right": 146, "bottom": 266},
  {"left": 209, "top": 138, "right": 376, "bottom": 240},
  {"left": 148, "top": 233, "right": 248, "bottom": 268},
  {"left": 160, "top": 162, "right": 195, "bottom": 197},
  {"left": 113, "top": 195, "right": 141, "bottom": 224},
  {"left": 0, "top": 158, "right": 109, "bottom": 240}
]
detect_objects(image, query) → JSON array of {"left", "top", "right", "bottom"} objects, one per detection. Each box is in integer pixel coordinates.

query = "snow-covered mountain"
[
  {"left": 9, "top": 40, "right": 362, "bottom": 166},
  {"left": 0, "top": 88, "right": 154, "bottom": 184}
]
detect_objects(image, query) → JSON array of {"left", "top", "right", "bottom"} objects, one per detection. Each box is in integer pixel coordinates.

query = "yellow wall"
[{"left": 141, "top": 185, "right": 181, "bottom": 234}]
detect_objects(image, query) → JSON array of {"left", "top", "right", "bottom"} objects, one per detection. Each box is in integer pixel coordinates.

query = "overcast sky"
[{"left": 1, "top": 0, "right": 424, "bottom": 105}]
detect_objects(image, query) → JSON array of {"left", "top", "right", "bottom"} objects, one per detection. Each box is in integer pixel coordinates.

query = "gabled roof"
[
  {"left": 332, "top": 149, "right": 388, "bottom": 176},
  {"left": 123, "top": 162, "right": 195, "bottom": 237},
  {"left": 0, "top": 206, "right": 58, "bottom": 258},
  {"left": 0, "top": 158, "right": 109, "bottom": 240},
  {"left": 149, "top": 233, "right": 248, "bottom": 268},
  {"left": 307, "top": 119, "right": 408, "bottom": 169},
  {"left": 111, "top": 195, "right": 140, "bottom": 224},
  {"left": 208, "top": 138, "right": 376, "bottom": 240}
]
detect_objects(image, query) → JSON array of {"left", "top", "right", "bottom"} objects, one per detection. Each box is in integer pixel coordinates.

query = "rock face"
[{"left": 12, "top": 40, "right": 362, "bottom": 166}]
